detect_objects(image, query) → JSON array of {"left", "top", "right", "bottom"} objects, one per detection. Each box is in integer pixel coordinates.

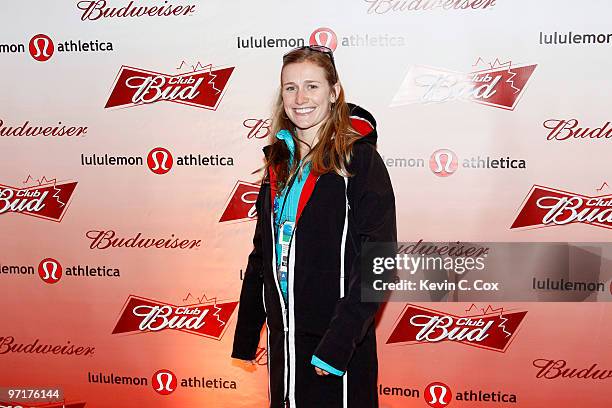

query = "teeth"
[{"left": 295, "top": 107, "right": 315, "bottom": 114}]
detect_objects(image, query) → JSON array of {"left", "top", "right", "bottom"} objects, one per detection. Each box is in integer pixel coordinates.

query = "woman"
[{"left": 232, "top": 45, "right": 396, "bottom": 408}]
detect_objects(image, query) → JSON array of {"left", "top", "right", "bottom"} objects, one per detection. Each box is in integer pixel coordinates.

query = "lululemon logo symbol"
[
  {"left": 28, "top": 34, "right": 55, "bottom": 62},
  {"left": 147, "top": 147, "right": 174, "bottom": 175},
  {"left": 429, "top": 149, "right": 458, "bottom": 177},
  {"left": 424, "top": 382, "right": 452, "bottom": 408},
  {"left": 152, "top": 369, "right": 177, "bottom": 395},
  {"left": 310, "top": 27, "right": 338, "bottom": 51},
  {"left": 38, "top": 258, "right": 62, "bottom": 284}
]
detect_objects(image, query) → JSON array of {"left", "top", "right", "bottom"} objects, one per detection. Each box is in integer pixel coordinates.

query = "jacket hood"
[{"left": 347, "top": 103, "right": 377, "bottom": 146}]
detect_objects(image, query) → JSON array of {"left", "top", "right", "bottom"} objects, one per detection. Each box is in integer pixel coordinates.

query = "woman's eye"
[
  {"left": 308, "top": 84, "right": 318, "bottom": 90},
  {"left": 285, "top": 86, "right": 295, "bottom": 92}
]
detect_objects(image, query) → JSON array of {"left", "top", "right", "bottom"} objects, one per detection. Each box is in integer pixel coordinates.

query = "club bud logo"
[
  {"left": 38, "top": 258, "right": 62, "bottom": 284},
  {"left": 112, "top": 295, "right": 238, "bottom": 340},
  {"left": 243, "top": 118, "right": 271, "bottom": 139},
  {"left": 511, "top": 185, "right": 612, "bottom": 230},
  {"left": 0, "top": 176, "right": 77, "bottom": 222},
  {"left": 105, "top": 63, "right": 234, "bottom": 110},
  {"left": 430, "top": 149, "right": 458, "bottom": 177},
  {"left": 387, "top": 304, "right": 527, "bottom": 352},
  {"left": 29, "top": 34, "right": 54, "bottom": 62},
  {"left": 310, "top": 27, "right": 338, "bottom": 51},
  {"left": 219, "top": 181, "right": 260, "bottom": 223},
  {"left": 391, "top": 58, "right": 537, "bottom": 111},
  {"left": 425, "top": 382, "right": 452, "bottom": 408},
  {"left": 147, "top": 147, "right": 173, "bottom": 174},
  {"left": 152, "top": 369, "right": 177, "bottom": 395}
]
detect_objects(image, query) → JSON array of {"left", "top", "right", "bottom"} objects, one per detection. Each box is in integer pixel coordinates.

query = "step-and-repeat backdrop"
[{"left": 1, "top": 1, "right": 611, "bottom": 407}]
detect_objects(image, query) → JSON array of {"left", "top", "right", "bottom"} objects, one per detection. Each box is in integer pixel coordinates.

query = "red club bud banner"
[{"left": 1, "top": 1, "right": 611, "bottom": 407}]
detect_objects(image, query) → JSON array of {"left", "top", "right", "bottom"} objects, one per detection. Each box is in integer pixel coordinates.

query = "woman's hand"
[{"left": 314, "top": 367, "right": 329, "bottom": 376}]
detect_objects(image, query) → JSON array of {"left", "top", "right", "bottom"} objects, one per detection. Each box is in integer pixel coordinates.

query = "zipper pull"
[{"left": 283, "top": 309, "right": 289, "bottom": 332}]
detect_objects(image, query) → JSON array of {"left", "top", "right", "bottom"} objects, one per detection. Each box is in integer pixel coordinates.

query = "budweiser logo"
[
  {"left": 532, "top": 359, "right": 612, "bottom": 380},
  {"left": 105, "top": 64, "right": 233, "bottom": 109},
  {"left": 112, "top": 294, "right": 238, "bottom": 340},
  {"left": 391, "top": 58, "right": 536, "bottom": 110},
  {"left": 386, "top": 304, "right": 527, "bottom": 352},
  {"left": 0, "top": 176, "right": 77, "bottom": 222},
  {"left": 543, "top": 119, "right": 612, "bottom": 141},
  {"left": 77, "top": 0, "right": 197, "bottom": 21},
  {"left": 254, "top": 346, "right": 268, "bottom": 366},
  {"left": 0, "top": 118, "right": 88, "bottom": 138},
  {"left": 219, "top": 181, "right": 260, "bottom": 223},
  {"left": 365, "top": 0, "right": 498, "bottom": 14},
  {"left": 0, "top": 335, "right": 95, "bottom": 357},
  {"left": 511, "top": 185, "right": 612, "bottom": 230},
  {"left": 243, "top": 118, "right": 271, "bottom": 139},
  {"left": 85, "top": 230, "right": 202, "bottom": 250}
]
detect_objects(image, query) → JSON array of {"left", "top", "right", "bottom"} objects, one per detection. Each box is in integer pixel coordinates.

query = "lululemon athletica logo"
[
  {"left": 425, "top": 382, "right": 452, "bottom": 408},
  {"left": 147, "top": 147, "right": 173, "bottom": 174},
  {"left": 310, "top": 27, "right": 338, "bottom": 51},
  {"left": 152, "top": 369, "right": 177, "bottom": 395},
  {"left": 429, "top": 149, "right": 458, "bottom": 177},
  {"left": 29, "top": 34, "right": 55, "bottom": 62},
  {"left": 38, "top": 258, "right": 62, "bottom": 284}
]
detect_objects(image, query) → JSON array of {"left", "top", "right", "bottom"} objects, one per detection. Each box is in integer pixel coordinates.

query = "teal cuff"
[{"left": 311, "top": 355, "right": 345, "bottom": 376}]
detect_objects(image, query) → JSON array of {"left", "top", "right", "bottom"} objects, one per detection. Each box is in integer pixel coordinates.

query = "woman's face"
[{"left": 281, "top": 61, "right": 339, "bottom": 135}]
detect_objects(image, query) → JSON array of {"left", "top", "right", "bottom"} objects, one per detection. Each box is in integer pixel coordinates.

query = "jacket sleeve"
[
  {"left": 313, "top": 144, "right": 397, "bottom": 372},
  {"left": 231, "top": 182, "right": 268, "bottom": 360}
]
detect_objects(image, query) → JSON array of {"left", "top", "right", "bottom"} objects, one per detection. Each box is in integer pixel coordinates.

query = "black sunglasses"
[{"left": 283, "top": 45, "right": 337, "bottom": 79}]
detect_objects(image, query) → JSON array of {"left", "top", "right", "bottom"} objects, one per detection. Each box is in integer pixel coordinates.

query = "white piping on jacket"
[
  {"left": 269, "top": 212, "right": 288, "bottom": 403},
  {"left": 342, "top": 176, "right": 349, "bottom": 408},
  {"left": 262, "top": 285, "right": 271, "bottom": 403},
  {"left": 288, "top": 228, "right": 297, "bottom": 407}
]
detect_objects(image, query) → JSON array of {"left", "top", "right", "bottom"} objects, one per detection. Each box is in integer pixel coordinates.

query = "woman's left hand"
[{"left": 314, "top": 367, "right": 329, "bottom": 376}]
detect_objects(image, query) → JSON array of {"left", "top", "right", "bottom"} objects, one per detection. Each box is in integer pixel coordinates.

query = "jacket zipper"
[
  {"left": 270, "top": 208, "right": 290, "bottom": 405},
  {"left": 283, "top": 225, "right": 299, "bottom": 406},
  {"left": 274, "top": 175, "right": 319, "bottom": 406}
]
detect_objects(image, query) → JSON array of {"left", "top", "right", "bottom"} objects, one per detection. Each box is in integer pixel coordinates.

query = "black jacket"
[{"left": 232, "top": 105, "right": 397, "bottom": 408}]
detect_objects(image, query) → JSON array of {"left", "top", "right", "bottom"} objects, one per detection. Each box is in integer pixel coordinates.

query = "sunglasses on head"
[{"left": 283, "top": 45, "right": 337, "bottom": 79}]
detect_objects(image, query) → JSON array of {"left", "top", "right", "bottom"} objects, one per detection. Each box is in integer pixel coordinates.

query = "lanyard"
[{"left": 274, "top": 164, "right": 305, "bottom": 274}]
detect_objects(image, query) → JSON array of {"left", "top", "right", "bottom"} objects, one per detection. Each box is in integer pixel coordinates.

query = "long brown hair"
[{"left": 265, "top": 47, "right": 361, "bottom": 191}]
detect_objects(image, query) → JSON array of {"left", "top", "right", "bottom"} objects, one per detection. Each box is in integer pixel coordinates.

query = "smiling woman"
[{"left": 232, "top": 46, "right": 397, "bottom": 407}]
